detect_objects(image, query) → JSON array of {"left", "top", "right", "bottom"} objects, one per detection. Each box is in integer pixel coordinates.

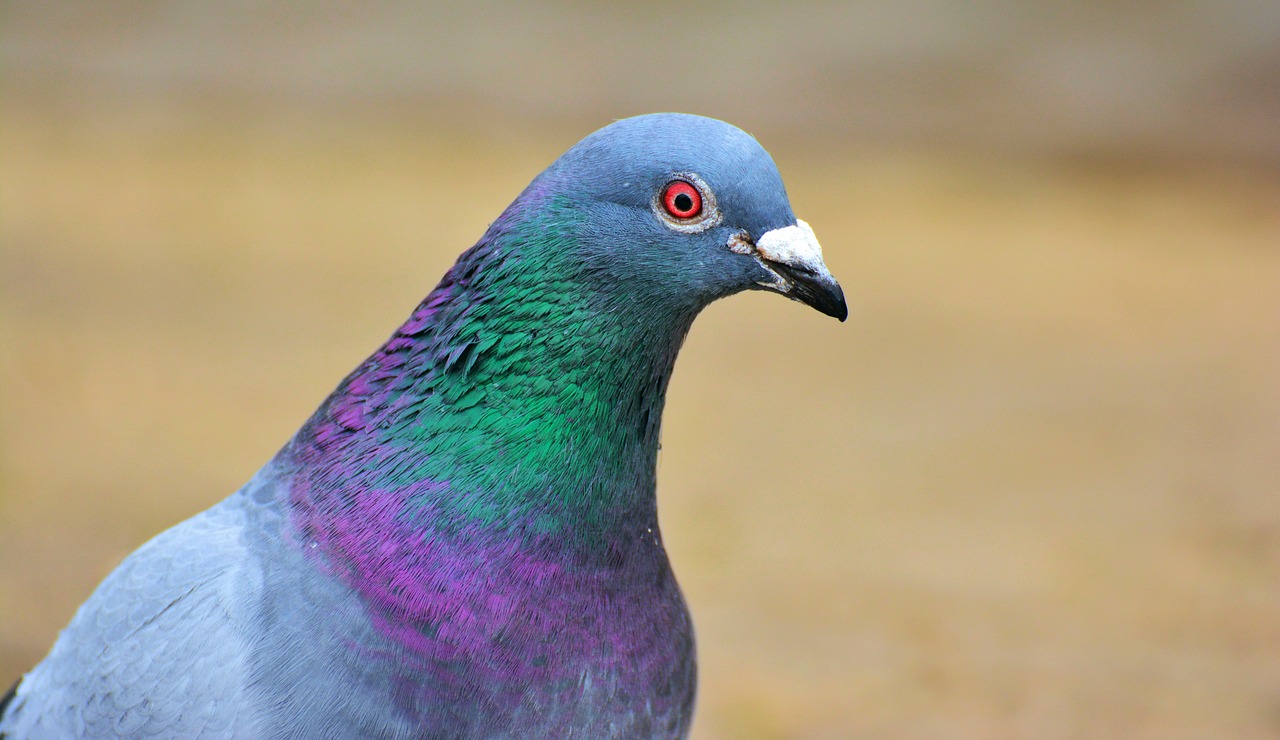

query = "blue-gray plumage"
[{"left": 0, "top": 113, "right": 845, "bottom": 737}]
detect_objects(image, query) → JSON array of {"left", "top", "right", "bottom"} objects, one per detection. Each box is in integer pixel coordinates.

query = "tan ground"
[{"left": 2, "top": 100, "right": 1278, "bottom": 738}]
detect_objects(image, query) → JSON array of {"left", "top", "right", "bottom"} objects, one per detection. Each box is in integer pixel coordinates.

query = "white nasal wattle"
[{"left": 756, "top": 220, "right": 832, "bottom": 277}]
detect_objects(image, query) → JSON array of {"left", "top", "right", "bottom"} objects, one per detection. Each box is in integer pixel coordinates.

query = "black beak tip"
[
  {"left": 820, "top": 285, "right": 849, "bottom": 322},
  {"left": 800, "top": 274, "right": 848, "bottom": 322},
  {"left": 833, "top": 298, "right": 849, "bottom": 322}
]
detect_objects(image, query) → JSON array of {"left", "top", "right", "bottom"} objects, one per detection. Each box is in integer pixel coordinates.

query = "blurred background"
[{"left": 2, "top": 2, "right": 1278, "bottom": 737}]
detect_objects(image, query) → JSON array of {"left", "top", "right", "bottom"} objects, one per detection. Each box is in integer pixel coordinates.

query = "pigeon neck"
[{"left": 285, "top": 201, "right": 697, "bottom": 543}]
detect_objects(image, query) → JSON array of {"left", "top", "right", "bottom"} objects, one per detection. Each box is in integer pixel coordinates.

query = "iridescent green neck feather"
[{"left": 286, "top": 187, "right": 698, "bottom": 538}]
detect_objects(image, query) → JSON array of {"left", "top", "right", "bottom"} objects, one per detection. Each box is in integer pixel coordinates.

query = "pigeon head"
[{"left": 523, "top": 113, "right": 847, "bottom": 322}]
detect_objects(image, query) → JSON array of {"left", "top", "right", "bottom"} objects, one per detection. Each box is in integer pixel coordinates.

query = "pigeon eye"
[
  {"left": 661, "top": 180, "right": 702, "bottom": 219},
  {"left": 653, "top": 174, "right": 720, "bottom": 233}
]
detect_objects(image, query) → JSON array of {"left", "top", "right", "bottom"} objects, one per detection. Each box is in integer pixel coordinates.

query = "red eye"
[{"left": 661, "top": 180, "right": 702, "bottom": 219}]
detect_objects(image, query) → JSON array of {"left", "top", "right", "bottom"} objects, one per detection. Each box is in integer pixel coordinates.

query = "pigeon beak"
[{"left": 746, "top": 220, "right": 848, "bottom": 322}]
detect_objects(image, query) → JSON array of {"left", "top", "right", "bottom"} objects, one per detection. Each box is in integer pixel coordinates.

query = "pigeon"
[{"left": 0, "top": 113, "right": 845, "bottom": 738}]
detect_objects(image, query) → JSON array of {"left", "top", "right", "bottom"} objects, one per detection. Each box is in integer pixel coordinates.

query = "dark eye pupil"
[{"left": 673, "top": 193, "right": 693, "bottom": 213}]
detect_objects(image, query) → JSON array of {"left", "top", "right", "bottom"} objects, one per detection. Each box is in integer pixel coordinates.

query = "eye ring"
[{"left": 653, "top": 173, "right": 720, "bottom": 233}]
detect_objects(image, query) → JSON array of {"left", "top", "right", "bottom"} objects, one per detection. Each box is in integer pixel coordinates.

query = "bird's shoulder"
[{"left": 1, "top": 491, "right": 264, "bottom": 736}]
